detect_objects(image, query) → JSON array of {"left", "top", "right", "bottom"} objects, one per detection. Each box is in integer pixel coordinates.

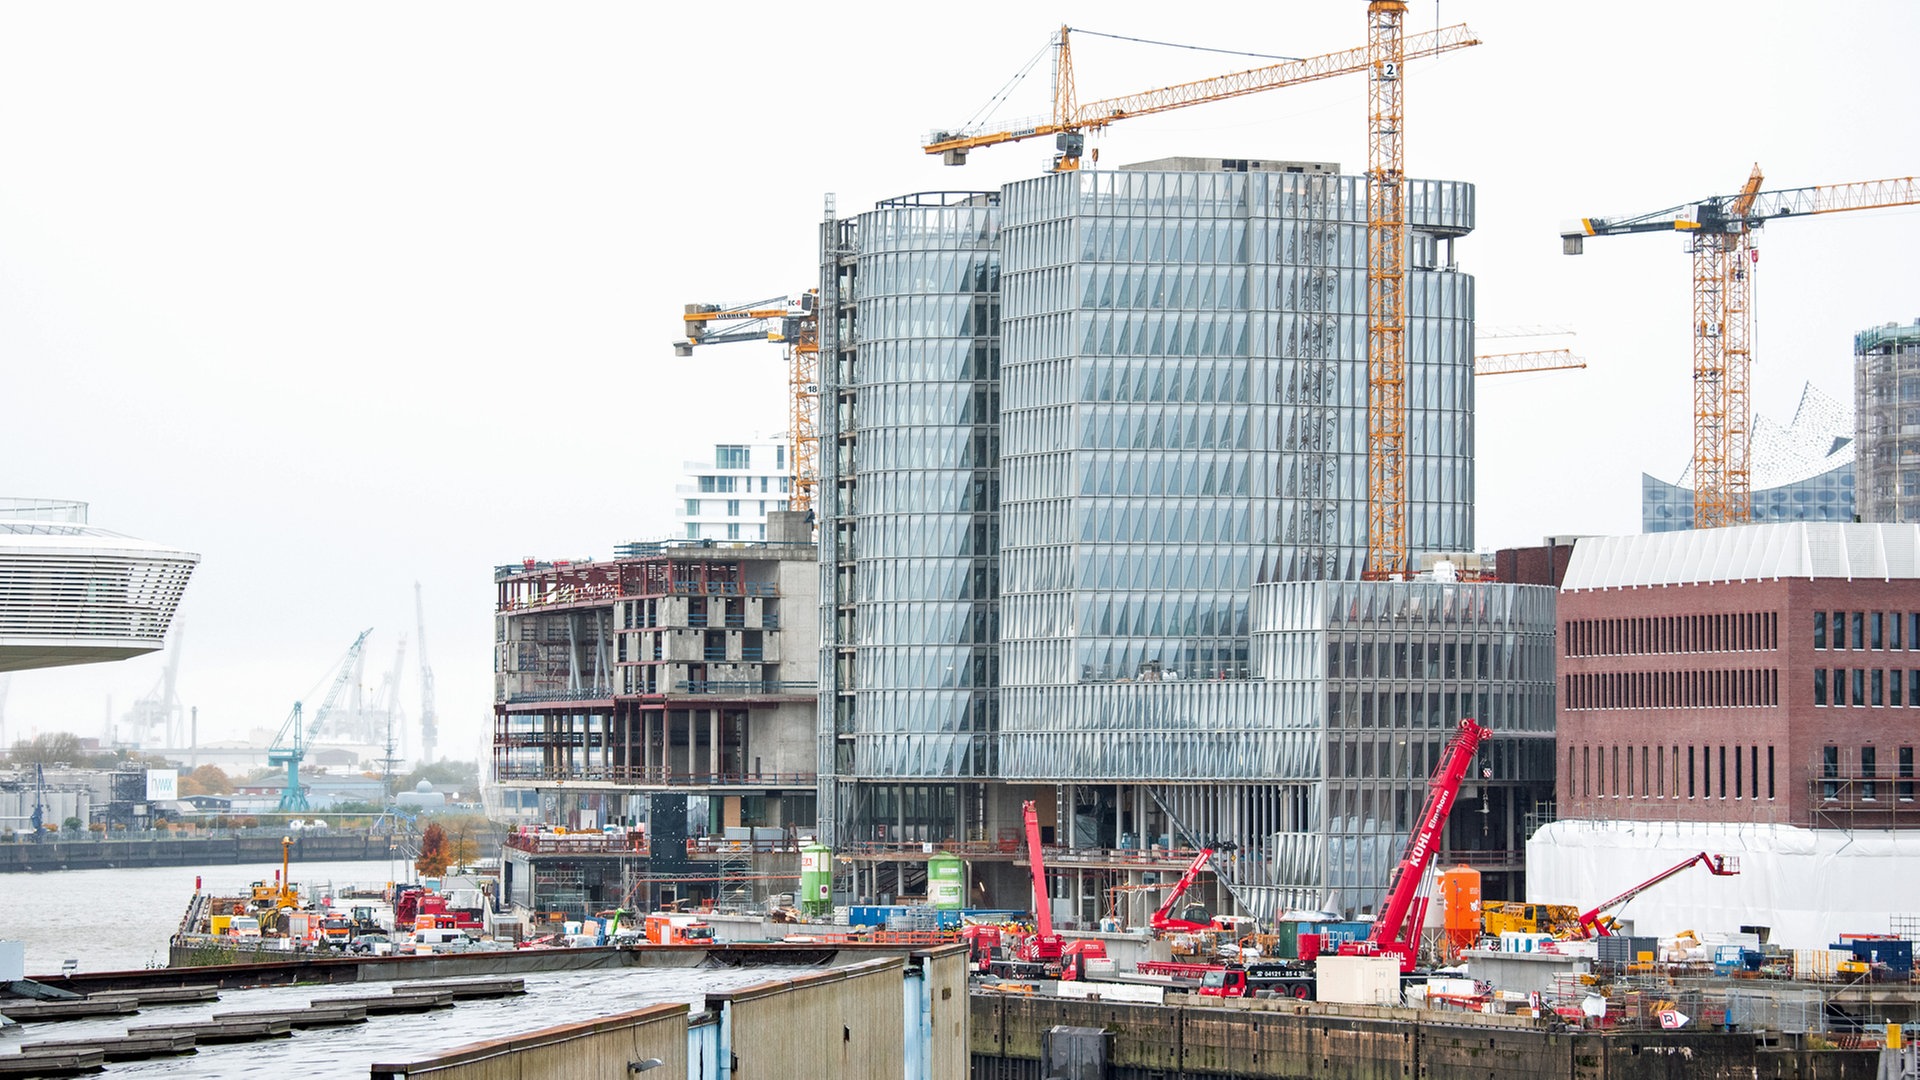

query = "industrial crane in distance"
[
  {"left": 672, "top": 293, "right": 820, "bottom": 513},
  {"left": 269, "top": 629, "right": 373, "bottom": 813},
  {"left": 1563, "top": 165, "right": 1920, "bottom": 529}
]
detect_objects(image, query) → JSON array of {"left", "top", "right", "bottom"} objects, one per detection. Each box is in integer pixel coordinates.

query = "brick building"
[{"left": 1555, "top": 521, "right": 1920, "bottom": 830}]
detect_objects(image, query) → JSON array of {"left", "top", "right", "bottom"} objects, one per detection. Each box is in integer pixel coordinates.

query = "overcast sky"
[{"left": 3, "top": 1, "right": 1916, "bottom": 758}]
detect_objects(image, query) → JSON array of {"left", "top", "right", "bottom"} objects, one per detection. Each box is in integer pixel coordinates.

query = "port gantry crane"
[
  {"left": 1563, "top": 166, "right": 1920, "bottom": 529},
  {"left": 414, "top": 582, "right": 438, "bottom": 765},
  {"left": 269, "top": 628, "right": 373, "bottom": 813},
  {"left": 672, "top": 293, "right": 821, "bottom": 513},
  {"left": 924, "top": 9, "right": 1478, "bottom": 580}
]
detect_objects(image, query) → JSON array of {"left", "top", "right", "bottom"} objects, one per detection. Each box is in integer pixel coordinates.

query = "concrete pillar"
[{"left": 710, "top": 709, "right": 722, "bottom": 778}]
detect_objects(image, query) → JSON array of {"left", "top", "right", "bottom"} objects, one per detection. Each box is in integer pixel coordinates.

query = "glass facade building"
[
  {"left": 815, "top": 162, "right": 1549, "bottom": 916},
  {"left": 1249, "top": 580, "right": 1558, "bottom": 912},
  {"left": 817, "top": 192, "right": 1002, "bottom": 846}
]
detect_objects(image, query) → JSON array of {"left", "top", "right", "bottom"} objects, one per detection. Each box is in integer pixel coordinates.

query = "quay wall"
[
  {"left": 0, "top": 831, "right": 406, "bottom": 872},
  {"left": 970, "top": 992, "right": 1883, "bottom": 1080}
]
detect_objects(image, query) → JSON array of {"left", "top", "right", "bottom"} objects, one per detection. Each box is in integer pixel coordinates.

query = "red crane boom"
[
  {"left": 1339, "top": 717, "right": 1489, "bottom": 972},
  {"left": 1148, "top": 848, "right": 1217, "bottom": 934},
  {"left": 1577, "top": 852, "right": 1739, "bottom": 939},
  {"left": 1015, "top": 800, "right": 1063, "bottom": 963}
]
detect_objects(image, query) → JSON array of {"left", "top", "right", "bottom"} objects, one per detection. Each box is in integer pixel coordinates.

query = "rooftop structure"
[
  {"left": 1642, "top": 382, "right": 1854, "bottom": 533},
  {"left": 0, "top": 499, "right": 198, "bottom": 673}
]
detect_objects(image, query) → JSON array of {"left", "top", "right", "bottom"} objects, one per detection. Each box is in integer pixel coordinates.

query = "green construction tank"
[
  {"left": 927, "top": 852, "right": 966, "bottom": 910},
  {"left": 799, "top": 841, "right": 834, "bottom": 916}
]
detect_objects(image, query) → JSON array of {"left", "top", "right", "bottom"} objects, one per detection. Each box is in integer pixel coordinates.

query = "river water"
[
  {"left": 0, "top": 862, "right": 823, "bottom": 1077},
  {"left": 0, "top": 858, "right": 418, "bottom": 975}
]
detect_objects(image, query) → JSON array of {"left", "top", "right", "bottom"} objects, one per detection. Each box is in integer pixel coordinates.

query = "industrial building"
[
  {"left": 490, "top": 514, "right": 818, "bottom": 916},
  {"left": 816, "top": 159, "right": 1557, "bottom": 919},
  {"left": 675, "top": 439, "right": 794, "bottom": 541},
  {"left": 0, "top": 499, "right": 198, "bottom": 673},
  {"left": 1534, "top": 521, "right": 1920, "bottom": 945},
  {"left": 1854, "top": 318, "right": 1920, "bottom": 524},
  {"left": 1641, "top": 382, "right": 1854, "bottom": 533}
]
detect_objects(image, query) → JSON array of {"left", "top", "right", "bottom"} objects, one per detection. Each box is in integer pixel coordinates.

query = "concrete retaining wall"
[
  {"left": 970, "top": 993, "right": 1885, "bottom": 1080},
  {"left": 0, "top": 832, "right": 403, "bottom": 872}
]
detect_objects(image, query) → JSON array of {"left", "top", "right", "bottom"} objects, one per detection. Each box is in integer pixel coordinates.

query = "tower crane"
[
  {"left": 671, "top": 293, "right": 819, "bottom": 513},
  {"left": 922, "top": 13, "right": 1477, "bottom": 579},
  {"left": 924, "top": 21, "right": 1479, "bottom": 171},
  {"left": 1473, "top": 350, "right": 1587, "bottom": 377},
  {"left": 1563, "top": 166, "right": 1920, "bottom": 528},
  {"left": 415, "top": 582, "right": 438, "bottom": 765},
  {"left": 306, "top": 628, "right": 373, "bottom": 747}
]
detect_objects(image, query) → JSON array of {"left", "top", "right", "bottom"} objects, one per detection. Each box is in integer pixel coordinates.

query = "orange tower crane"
[
  {"left": 1563, "top": 167, "right": 1920, "bottom": 528},
  {"left": 1362, "top": 0, "right": 1410, "bottom": 579},
  {"left": 924, "top": 22, "right": 1479, "bottom": 171},
  {"left": 1473, "top": 350, "right": 1587, "bottom": 377},
  {"left": 672, "top": 292, "right": 821, "bottom": 513}
]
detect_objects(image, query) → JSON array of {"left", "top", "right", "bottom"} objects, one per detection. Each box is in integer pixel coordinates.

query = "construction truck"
[{"left": 645, "top": 912, "right": 715, "bottom": 945}]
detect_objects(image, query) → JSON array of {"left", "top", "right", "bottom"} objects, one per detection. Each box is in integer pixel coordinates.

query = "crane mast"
[
  {"left": 1363, "top": 0, "right": 1409, "bottom": 580},
  {"left": 415, "top": 582, "right": 438, "bottom": 765},
  {"left": 1015, "top": 800, "right": 1063, "bottom": 963}
]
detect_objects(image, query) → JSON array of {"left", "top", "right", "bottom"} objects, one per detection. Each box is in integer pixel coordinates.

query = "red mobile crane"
[
  {"left": 1575, "top": 852, "right": 1740, "bottom": 939},
  {"left": 1337, "top": 718, "right": 1490, "bottom": 973},
  {"left": 1148, "top": 848, "right": 1217, "bottom": 934},
  {"left": 1014, "top": 800, "right": 1065, "bottom": 966}
]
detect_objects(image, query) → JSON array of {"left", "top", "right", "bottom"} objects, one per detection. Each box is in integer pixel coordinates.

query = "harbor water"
[{"left": 0, "top": 858, "right": 416, "bottom": 976}]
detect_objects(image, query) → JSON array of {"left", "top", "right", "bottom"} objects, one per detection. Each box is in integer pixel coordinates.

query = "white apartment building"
[{"left": 675, "top": 440, "right": 793, "bottom": 541}]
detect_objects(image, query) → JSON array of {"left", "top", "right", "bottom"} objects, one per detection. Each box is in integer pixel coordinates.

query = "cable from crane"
[{"left": 1065, "top": 27, "right": 1301, "bottom": 64}]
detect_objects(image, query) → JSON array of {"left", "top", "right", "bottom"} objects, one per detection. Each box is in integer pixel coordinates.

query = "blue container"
[{"left": 1832, "top": 938, "right": 1912, "bottom": 977}]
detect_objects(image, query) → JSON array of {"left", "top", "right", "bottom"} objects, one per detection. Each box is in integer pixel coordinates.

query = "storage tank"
[
  {"left": 799, "top": 842, "right": 834, "bottom": 916},
  {"left": 1438, "top": 864, "right": 1482, "bottom": 957},
  {"left": 927, "top": 853, "right": 966, "bottom": 909}
]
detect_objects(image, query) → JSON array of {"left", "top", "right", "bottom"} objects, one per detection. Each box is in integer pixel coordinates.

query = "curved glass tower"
[{"left": 818, "top": 192, "right": 1001, "bottom": 845}]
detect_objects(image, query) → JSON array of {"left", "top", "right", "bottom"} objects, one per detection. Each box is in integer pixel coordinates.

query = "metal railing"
[
  {"left": 501, "top": 686, "right": 615, "bottom": 704},
  {"left": 673, "top": 680, "right": 816, "bottom": 695},
  {"left": 491, "top": 765, "right": 816, "bottom": 787}
]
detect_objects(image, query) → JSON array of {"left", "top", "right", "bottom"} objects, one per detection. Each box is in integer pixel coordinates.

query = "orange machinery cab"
[{"left": 645, "top": 912, "right": 716, "bottom": 945}]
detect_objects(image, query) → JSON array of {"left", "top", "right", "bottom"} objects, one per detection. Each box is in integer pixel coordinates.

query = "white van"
[
  {"left": 411, "top": 928, "right": 469, "bottom": 952},
  {"left": 230, "top": 916, "right": 261, "bottom": 939}
]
